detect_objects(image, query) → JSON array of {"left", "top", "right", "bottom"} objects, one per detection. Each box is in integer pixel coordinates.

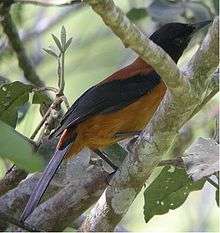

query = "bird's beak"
[{"left": 192, "top": 20, "right": 212, "bottom": 31}]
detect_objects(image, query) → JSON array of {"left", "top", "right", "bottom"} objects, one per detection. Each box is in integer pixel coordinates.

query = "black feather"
[{"left": 52, "top": 71, "right": 161, "bottom": 137}]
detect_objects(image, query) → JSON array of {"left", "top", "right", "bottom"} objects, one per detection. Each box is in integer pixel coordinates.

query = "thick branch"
[
  {"left": 25, "top": 167, "right": 108, "bottom": 231},
  {"left": 86, "top": 0, "right": 185, "bottom": 92},
  {"left": 0, "top": 211, "right": 37, "bottom": 232},
  {"left": 184, "top": 17, "right": 219, "bottom": 95},
  {"left": 0, "top": 153, "right": 110, "bottom": 231},
  {"left": 0, "top": 168, "right": 27, "bottom": 197}
]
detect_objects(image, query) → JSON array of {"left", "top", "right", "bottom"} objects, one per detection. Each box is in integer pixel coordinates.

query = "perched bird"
[{"left": 20, "top": 21, "right": 210, "bottom": 222}]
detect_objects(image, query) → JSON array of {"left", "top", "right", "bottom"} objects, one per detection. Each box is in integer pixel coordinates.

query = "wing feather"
[{"left": 52, "top": 71, "right": 161, "bottom": 137}]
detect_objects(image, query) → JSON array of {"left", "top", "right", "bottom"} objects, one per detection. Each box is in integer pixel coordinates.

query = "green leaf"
[
  {"left": 126, "top": 8, "right": 148, "bottom": 21},
  {"left": 52, "top": 34, "right": 63, "bottom": 52},
  {"left": 32, "top": 90, "right": 51, "bottom": 105},
  {"left": 144, "top": 166, "right": 205, "bottom": 223},
  {"left": 17, "top": 103, "right": 30, "bottom": 124},
  {"left": 61, "top": 26, "right": 67, "bottom": 48},
  {"left": 43, "top": 48, "right": 58, "bottom": 58},
  {"left": 0, "top": 120, "right": 43, "bottom": 172},
  {"left": 216, "top": 188, "right": 219, "bottom": 207},
  {"left": 64, "top": 37, "right": 73, "bottom": 52},
  {"left": 0, "top": 81, "right": 32, "bottom": 128}
]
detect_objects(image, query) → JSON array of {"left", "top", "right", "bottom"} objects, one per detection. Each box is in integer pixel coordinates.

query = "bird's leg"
[
  {"left": 93, "top": 149, "right": 119, "bottom": 185},
  {"left": 92, "top": 149, "right": 118, "bottom": 171},
  {"left": 114, "top": 130, "right": 142, "bottom": 139}
]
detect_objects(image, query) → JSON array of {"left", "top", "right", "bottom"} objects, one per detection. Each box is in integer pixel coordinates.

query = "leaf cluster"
[{"left": 44, "top": 26, "right": 72, "bottom": 58}]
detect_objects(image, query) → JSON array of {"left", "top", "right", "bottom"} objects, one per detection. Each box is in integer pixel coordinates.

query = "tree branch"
[
  {"left": 157, "top": 157, "right": 184, "bottom": 168},
  {"left": 185, "top": 68, "right": 219, "bottom": 124},
  {"left": 0, "top": 152, "right": 111, "bottom": 231},
  {"left": 0, "top": 5, "right": 45, "bottom": 87},
  {"left": 86, "top": 0, "right": 186, "bottom": 93},
  {"left": 0, "top": 168, "right": 27, "bottom": 197},
  {"left": 184, "top": 17, "right": 219, "bottom": 95},
  {"left": 25, "top": 166, "right": 108, "bottom": 231},
  {"left": 0, "top": 211, "right": 37, "bottom": 232}
]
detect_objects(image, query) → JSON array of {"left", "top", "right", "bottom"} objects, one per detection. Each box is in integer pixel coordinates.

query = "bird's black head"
[{"left": 150, "top": 21, "right": 211, "bottom": 63}]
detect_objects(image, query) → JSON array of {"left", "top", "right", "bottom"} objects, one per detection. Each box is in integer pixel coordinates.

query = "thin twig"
[
  {"left": 157, "top": 157, "right": 184, "bottom": 168},
  {"left": 30, "top": 108, "right": 51, "bottom": 140},
  {"left": 33, "top": 87, "right": 59, "bottom": 93},
  {"left": 61, "top": 95, "right": 70, "bottom": 109},
  {"left": 58, "top": 52, "right": 65, "bottom": 95},
  {"left": 30, "top": 96, "right": 64, "bottom": 140}
]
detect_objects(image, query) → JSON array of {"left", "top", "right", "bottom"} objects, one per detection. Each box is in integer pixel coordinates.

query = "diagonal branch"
[
  {"left": 0, "top": 211, "right": 37, "bottom": 232},
  {"left": 183, "top": 17, "right": 219, "bottom": 95},
  {"left": 86, "top": 0, "right": 184, "bottom": 92},
  {"left": 25, "top": 167, "right": 109, "bottom": 231},
  {"left": 0, "top": 168, "right": 27, "bottom": 197},
  {"left": 0, "top": 5, "right": 45, "bottom": 87}
]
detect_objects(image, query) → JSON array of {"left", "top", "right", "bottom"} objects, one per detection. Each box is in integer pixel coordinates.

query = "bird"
[{"left": 20, "top": 20, "right": 210, "bottom": 222}]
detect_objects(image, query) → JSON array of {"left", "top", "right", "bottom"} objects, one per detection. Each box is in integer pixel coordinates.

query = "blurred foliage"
[
  {"left": 144, "top": 166, "right": 205, "bottom": 223},
  {"left": 32, "top": 90, "right": 51, "bottom": 105},
  {"left": 0, "top": 81, "right": 50, "bottom": 128},
  {"left": 147, "top": 0, "right": 212, "bottom": 23},
  {"left": 126, "top": 0, "right": 216, "bottom": 23},
  {"left": 0, "top": 120, "right": 43, "bottom": 171},
  {"left": 0, "top": 0, "right": 219, "bottom": 231},
  {"left": 0, "top": 81, "right": 32, "bottom": 128},
  {"left": 11, "top": 4, "right": 24, "bottom": 26},
  {"left": 127, "top": 8, "right": 148, "bottom": 21}
]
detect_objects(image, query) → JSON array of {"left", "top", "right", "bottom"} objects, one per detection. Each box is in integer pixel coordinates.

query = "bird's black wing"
[{"left": 52, "top": 71, "right": 161, "bottom": 137}]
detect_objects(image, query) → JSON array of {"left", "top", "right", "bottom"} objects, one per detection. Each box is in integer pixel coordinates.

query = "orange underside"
[{"left": 64, "top": 81, "right": 166, "bottom": 158}]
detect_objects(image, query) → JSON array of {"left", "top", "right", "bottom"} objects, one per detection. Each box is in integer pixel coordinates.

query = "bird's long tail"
[{"left": 20, "top": 144, "right": 71, "bottom": 222}]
